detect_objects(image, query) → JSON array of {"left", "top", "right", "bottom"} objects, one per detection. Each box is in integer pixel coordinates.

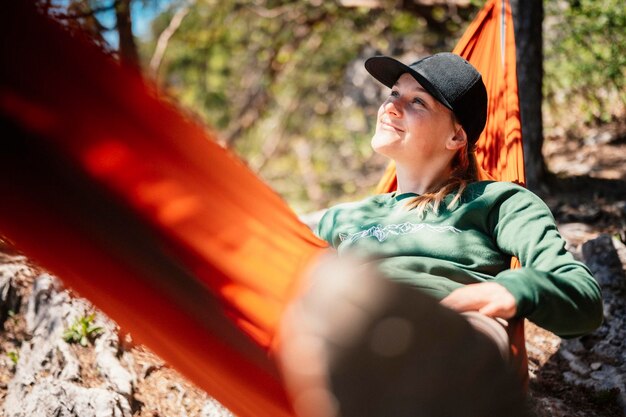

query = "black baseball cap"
[{"left": 364, "top": 53, "right": 488, "bottom": 145}]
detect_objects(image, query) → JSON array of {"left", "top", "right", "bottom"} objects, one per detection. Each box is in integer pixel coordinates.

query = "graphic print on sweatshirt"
[{"left": 339, "top": 222, "right": 462, "bottom": 244}]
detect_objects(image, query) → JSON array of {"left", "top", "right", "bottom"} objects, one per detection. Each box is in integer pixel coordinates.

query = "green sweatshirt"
[{"left": 316, "top": 181, "right": 603, "bottom": 338}]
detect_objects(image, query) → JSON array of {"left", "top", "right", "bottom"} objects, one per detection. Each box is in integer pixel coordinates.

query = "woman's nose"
[{"left": 383, "top": 100, "right": 402, "bottom": 117}]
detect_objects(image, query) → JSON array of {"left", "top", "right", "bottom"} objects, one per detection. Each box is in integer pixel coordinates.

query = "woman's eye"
[
  {"left": 390, "top": 90, "right": 400, "bottom": 98},
  {"left": 412, "top": 97, "right": 424, "bottom": 106}
]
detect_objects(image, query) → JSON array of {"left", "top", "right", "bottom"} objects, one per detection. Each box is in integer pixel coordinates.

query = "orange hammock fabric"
[
  {"left": 1, "top": 4, "right": 324, "bottom": 417},
  {"left": 0, "top": 1, "right": 524, "bottom": 416}
]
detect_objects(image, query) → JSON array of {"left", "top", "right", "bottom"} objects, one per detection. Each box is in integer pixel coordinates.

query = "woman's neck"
[{"left": 395, "top": 162, "right": 453, "bottom": 195}]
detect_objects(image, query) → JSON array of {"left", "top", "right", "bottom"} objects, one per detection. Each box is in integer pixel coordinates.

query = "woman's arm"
[{"left": 445, "top": 184, "right": 603, "bottom": 338}]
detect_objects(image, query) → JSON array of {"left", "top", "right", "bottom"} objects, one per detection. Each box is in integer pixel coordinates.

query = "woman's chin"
[{"left": 371, "top": 134, "right": 402, "bottom": 158}]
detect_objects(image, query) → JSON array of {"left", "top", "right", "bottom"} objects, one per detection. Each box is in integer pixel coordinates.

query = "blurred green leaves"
[
  {"left": 544, "top": 0, "right": 626, "bottom": 128},
  {"left": 63, "top": 314, "right": 104, "bottom": 347},
  {"left": 142, "top": 0, "right": 475, "bottom": 211}
]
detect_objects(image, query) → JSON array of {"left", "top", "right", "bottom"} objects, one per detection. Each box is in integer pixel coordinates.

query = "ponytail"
[{"left": 403, "top": 143, "right": 479, "bottom": 217}]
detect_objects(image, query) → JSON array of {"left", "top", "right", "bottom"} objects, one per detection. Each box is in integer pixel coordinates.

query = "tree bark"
[
  {"left": 115, "top": 0, "right": 139, "bottom": 69},
  {"left": 510, "top": 0, "right": 546, "bottom": 191}
]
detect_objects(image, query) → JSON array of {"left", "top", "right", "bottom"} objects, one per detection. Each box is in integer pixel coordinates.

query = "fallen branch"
[{"left": 149, "top": 2, "right": 191, "bottom": 80}]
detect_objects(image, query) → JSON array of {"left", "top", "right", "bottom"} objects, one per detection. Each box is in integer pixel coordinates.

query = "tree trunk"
[
  {"left": 115, "top": 0, "right": 139, "bottom": 69},
  {"left": 510, "top": 0, "right": 546, "bottom": 191}
]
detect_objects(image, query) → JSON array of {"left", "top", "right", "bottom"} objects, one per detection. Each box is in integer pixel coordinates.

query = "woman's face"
[{"left": 371, "top": 73, "right": 461, "bottom": 164}]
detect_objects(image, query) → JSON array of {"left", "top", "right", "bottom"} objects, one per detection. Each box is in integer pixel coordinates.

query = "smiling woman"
[
  {"left": 367, "top": 53, "right": 485, "bottom": 216},
  {"left": 319, "top": 52, "right": 602, "bottom": 332},
  {"left": 372, "top": 73, "right": 463, "bottom": 172},
  {"left": 308, "top": 54, "right": 604, "bottom": 410}
]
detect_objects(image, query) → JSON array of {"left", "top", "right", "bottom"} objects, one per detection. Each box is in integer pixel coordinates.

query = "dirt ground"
[{"left": 542, "top": 119, "right": 626, "bottom": 237}]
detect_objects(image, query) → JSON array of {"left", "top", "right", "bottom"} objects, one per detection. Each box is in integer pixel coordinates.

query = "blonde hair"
[{"left": 403, "top": 142, "right": 478, "bottom": 217}]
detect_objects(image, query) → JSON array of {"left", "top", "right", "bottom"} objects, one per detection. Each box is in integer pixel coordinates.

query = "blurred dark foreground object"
[{"left": 280, "top": 255, "right": 530, "bottom": 417}]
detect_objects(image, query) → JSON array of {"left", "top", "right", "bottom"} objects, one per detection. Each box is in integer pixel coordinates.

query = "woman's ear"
[{"left": 446, "top": 127, "right": 468, "bottom": 151}]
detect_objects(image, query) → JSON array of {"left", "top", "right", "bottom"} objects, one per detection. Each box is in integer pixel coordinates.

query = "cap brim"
[{"left": 364, "top": 55, "right": 452, "bottom": 110}]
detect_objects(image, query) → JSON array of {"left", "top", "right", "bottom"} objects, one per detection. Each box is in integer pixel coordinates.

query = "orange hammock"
[{"left": 0, "top": 1, "right": 524, "bottom": 416}]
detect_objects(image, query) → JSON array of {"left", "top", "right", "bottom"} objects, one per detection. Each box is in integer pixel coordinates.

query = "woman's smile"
[{"left": 380, "top": 119, "right": 404, "bottom": 132}]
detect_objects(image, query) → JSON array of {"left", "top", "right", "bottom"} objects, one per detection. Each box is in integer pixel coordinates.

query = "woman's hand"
[{"left": 440, "top": 282, "right": 517, "bottom": 319}]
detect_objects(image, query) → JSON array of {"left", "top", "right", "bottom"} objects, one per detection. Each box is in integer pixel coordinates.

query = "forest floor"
[
  {"left": 542, "top": 118, "right": 626, "bottom": 239},
  {"left": 1, "top": 120, "right": 626, "bottom": 416},
  {"left": 527, "top": 119, "right": 626, "bottom": 417}
]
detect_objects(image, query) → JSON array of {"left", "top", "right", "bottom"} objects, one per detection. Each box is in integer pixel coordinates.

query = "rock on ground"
[
  {"left": 0, "top": 255, "right": 233, "bottom": 417},
  {"left": 527, "top": 234, "right": 626, "bottom": 417},
  {"left": 4, "top": 273, "right": 133, "bottom": 417}
]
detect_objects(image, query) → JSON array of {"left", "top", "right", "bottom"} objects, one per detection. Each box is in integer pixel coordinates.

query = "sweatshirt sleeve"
[
  {"left": 489, "top": 185, "right": 603, "bottom": 338},
  {"left": 315, "top": 207, "right": 337, "bottom": 247}
]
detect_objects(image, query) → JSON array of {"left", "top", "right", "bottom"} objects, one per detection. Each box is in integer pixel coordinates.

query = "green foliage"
[
  {"left": 6, "top": 309, "right": 18, "bottom": 327},
  {"left": 7, "top": 351, "right": 19, "bottom": 365},
  {"left": 544, "top": 0, "right": 626, "bottom": 127},
  {"left": 141, "top": 0, "right": 476, "bottom": 211},
  {"left": 63, "top": 313, "right": 104, "bottom": 347}
]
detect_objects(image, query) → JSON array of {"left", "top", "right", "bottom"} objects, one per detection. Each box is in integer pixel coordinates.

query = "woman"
[
  {"left": 317, "top": 52, "right": 602, "bottom": 338},
  {"left": 280, "top": 53, "right": 603, "bottom": 417}
]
